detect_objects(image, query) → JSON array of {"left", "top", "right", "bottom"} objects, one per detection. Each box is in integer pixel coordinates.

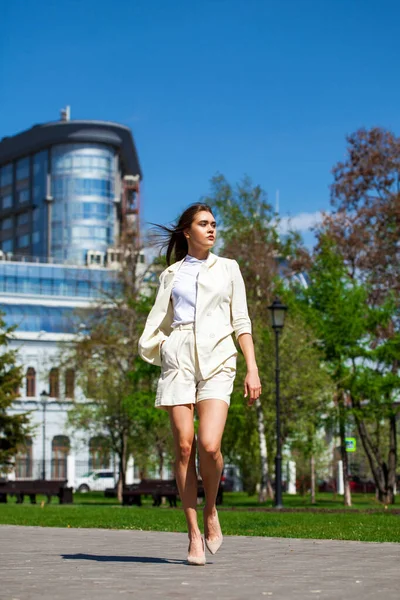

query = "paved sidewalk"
[{"left": 0, "top": 525, "right": 399, "bottom": 600}]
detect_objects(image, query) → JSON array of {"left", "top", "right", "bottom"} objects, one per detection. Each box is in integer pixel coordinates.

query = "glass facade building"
[
  {"left": 0, "top": 118, "right": 142, "bottom": 335},
  {"left": 0, "top": 116, "right": 143, "bottom": 478}
]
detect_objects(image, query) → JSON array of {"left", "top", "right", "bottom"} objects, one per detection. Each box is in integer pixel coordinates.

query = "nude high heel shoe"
[
  {"left": 204, "top": 510, "right": 223, "bottom": 555},
  {"left": 205, "top": 534, "right": 223, "bottom": 555},
  {"left": 187, "top": 537, "right": 206, "bottom": 566}
]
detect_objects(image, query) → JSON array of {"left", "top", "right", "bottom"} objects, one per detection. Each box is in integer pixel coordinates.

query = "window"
[
  {"left": 17, "top": 188, "right": 30, "bottom": 204},
  {"left": 16, "top": 158, "right": 30, "bottom": 181},
  {"left": 49, "top": 368, "right": 59, "bottom": 398},
  {"left": 79, "top": 202, "right": 109, "bottom": 220},
  {"left": 52, "top": 177, "right": 113, "bottom": 198},
  {"left": 17, "top": 212, "right": 29, "bottom": 227},
  {"left": 33, "top": 151, "right": 48, "bottom": 204},
  {"left": 26, "top": 367, "right": 36, "bottom": 397},
  {"left": 94, "top": 227, "right": 107, "bottom": 240},
  {"left": 1, "top": 217, "right": 12, "bottom": 230},
  {"left": 2, "top": 239, "right": 13, "bottom": 252},
  {"left": 1, "top": 194, "right": 12, "bottom": 209},
  {"left": 65, "top": 368, "right": 75, "bottom": 398},
  {"left": 51, "top": 435, "right": 70, "bottom": 479},
  {"left": 89, "top": 436, "right": 110, "bottom": 470},
  {"left": 0, "top": 164, "right": 13, "bottom": 187},
  {"left": 17, "top": 234, "right": 29, "bottom": 248},
  {"left": 15, "top": 438, "right": 33, "bottom": 479},
  {"left": 32, "top": 231, "right": 40, "bottom": 244}
]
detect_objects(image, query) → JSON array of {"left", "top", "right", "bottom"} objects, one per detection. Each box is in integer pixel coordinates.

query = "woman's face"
[{"left": 186, "top": 210, "right": 216, "bottom": 251}]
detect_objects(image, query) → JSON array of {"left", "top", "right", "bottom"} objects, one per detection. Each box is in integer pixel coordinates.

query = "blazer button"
[
  {"left": 207, "top": 311, "right": 212, "bottom": 316},
  {"left": 210, "top": 333, "right": 215, "bottom": 338}
]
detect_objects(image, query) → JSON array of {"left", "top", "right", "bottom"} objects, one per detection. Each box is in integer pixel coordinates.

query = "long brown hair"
[{"left": 151, "top": 203, "right": 213, "bottom": 265}]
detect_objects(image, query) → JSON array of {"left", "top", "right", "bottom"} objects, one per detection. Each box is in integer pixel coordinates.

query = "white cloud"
[{"left": 277, "top": 211, "right": 326, "bottom": 234}]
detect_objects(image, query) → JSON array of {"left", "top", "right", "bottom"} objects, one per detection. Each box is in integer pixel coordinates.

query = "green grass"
[
  {"left": 0, "top": 492, "right": 399, "bottom": 542},
  {"left": 3, "top": 491, "right": 392, "bottom": 510},
  {"left": 221, "top": 491, "right": 394, "bottom": 511}
]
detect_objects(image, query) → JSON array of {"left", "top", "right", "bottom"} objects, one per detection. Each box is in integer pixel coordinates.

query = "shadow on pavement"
[{"left": 61, "top": 553, "right": 186, "bottom": 565}]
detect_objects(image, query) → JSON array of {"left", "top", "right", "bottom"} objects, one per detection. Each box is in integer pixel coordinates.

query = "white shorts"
[{"left": 155, "top": 323, "right": 237, "bottom": 409}]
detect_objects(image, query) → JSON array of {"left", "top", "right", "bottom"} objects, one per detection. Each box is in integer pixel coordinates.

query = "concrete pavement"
[{"left": 0, "top": 525, "right": 399, "bottom": 600}]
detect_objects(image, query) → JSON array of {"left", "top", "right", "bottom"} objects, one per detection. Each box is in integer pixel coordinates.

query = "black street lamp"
[
  {"left": 268, "top": 297, "right": 288, "bottom": 509},
  {"left": 40, "top": 390, "right": 49, "bottom": 480}
]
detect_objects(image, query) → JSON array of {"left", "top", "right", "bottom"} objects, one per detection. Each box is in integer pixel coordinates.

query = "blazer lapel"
[
  {"left": 154, "top": 258, "right": 185, "bottom": 317},
  {"left": 164, "top": 257, "right": 185, "bottom": 287}
]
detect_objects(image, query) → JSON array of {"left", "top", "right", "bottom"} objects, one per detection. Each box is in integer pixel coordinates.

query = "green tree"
[
  {"left": 312, "top": 127, "right": 400, "bottom": 504},
  {"left": 59, "top": 247, "right": 173, "bottom": 501},
  {"left": 302, "top": 234, "right": 399, "bottom": 504},
  {"left": 205, "top": 175, "right": 332, "bottom": 499},
  {"left": 0, "top": 312, "right": 31, "bottom": 471}
]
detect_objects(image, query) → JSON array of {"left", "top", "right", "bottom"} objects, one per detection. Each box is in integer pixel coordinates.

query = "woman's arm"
[
  {"left": 238, "top": 333, "right": 262, "bottom": 406},
  {"left": 230, "top": 260, "right": 261, "bottom": 405}
]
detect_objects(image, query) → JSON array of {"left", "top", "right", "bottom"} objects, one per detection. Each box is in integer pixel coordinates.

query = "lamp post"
[
  {"left": 40, "top": 390, "right": 49, "bottom": 480},
  {"left": 268, "top": 297, "right": 288, "bottom": 509}
]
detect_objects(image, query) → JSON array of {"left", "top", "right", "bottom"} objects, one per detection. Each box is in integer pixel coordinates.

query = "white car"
[{"left": 74, "top": 469, "right": 116, "bottom": 493}]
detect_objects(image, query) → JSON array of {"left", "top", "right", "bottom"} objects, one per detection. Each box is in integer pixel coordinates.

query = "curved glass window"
[
  {"left": 51, "top": 144, "right": 116, "bottom": 265},
  {"left": 71, "top": 202, "right": 111, "bottom": 220},
  {"left": 52, "top": 177, "right": 113, "bottom": 198}
]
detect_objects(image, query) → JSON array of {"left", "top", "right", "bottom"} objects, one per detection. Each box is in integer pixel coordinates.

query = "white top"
[{"left": 171, "top": 254, "right": 207, "bottom": 328}]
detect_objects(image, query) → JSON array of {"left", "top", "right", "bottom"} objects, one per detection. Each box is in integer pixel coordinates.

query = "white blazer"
[{"left": 138, "top": 252, "right": 252, "bottom": 379}]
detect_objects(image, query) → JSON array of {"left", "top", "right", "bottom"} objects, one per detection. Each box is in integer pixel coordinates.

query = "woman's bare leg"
[
  {"left": 167, "top": 404, "right": 203, "bottom": 557},
  {"left": 196, "top": 399, "right": 229, "bottom": 541}
]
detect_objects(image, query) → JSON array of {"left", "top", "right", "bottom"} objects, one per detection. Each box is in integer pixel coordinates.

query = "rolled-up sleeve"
[{"left": 230, "top": 260, "right": 252, "bottom": 339}]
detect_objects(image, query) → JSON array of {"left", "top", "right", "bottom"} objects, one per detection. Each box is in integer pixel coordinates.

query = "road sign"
[{"left": 345, "top": 437, "right": 356, "bottom": 452}]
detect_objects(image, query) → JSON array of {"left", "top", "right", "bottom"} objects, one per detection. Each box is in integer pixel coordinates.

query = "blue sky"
[{"left": 1, "top": 0, "right": 400, "bottom": 248}]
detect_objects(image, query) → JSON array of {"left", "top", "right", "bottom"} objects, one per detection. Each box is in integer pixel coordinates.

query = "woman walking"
[{"left": 138, "top": 203, "right": 261, "bottom": 565}]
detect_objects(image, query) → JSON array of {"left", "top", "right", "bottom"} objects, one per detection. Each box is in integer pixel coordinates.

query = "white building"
[{"left": 0, "top": 111, "right": 143, "bottom": 483}]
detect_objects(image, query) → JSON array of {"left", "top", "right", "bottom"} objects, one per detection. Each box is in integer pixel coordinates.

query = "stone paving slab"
[{"left": 0, "top": 525, "right": 399, "bottom": 600}]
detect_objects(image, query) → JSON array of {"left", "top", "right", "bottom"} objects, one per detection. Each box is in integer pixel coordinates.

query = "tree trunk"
[
  {"left": 267, "top": 479, "right": 274, "bottom": 499},
  {"left": 354, "top": 409, "right": 396, "bottom": 505},
  {"left": 158, "top": 446, "right": 164, "bottom": 480},
  {"left": 116, "top": 432, "right": 128, "bottom": 503},
  {"left": 338, "top": 397, "right": 352, "bottom": 506},
  {"left": 310, "top": 454, "right": 316, "bottom": 504},
  {"left": 387, "top": 413, "right": 397, "bottom": 504},
  {"left": 255, "top": 398, "right": 270, "bottom": 502}
]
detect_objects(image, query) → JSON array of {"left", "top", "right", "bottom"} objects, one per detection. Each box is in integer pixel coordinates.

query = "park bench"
[
  {"left": 0, "top": 480, "right": 73, "bottom": 504},
  {"left": 119, "top": 478, "right": 224, "bottom": 506},
  {"left": 122, "top": 479, "right": 179, "bottom": 507}
]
